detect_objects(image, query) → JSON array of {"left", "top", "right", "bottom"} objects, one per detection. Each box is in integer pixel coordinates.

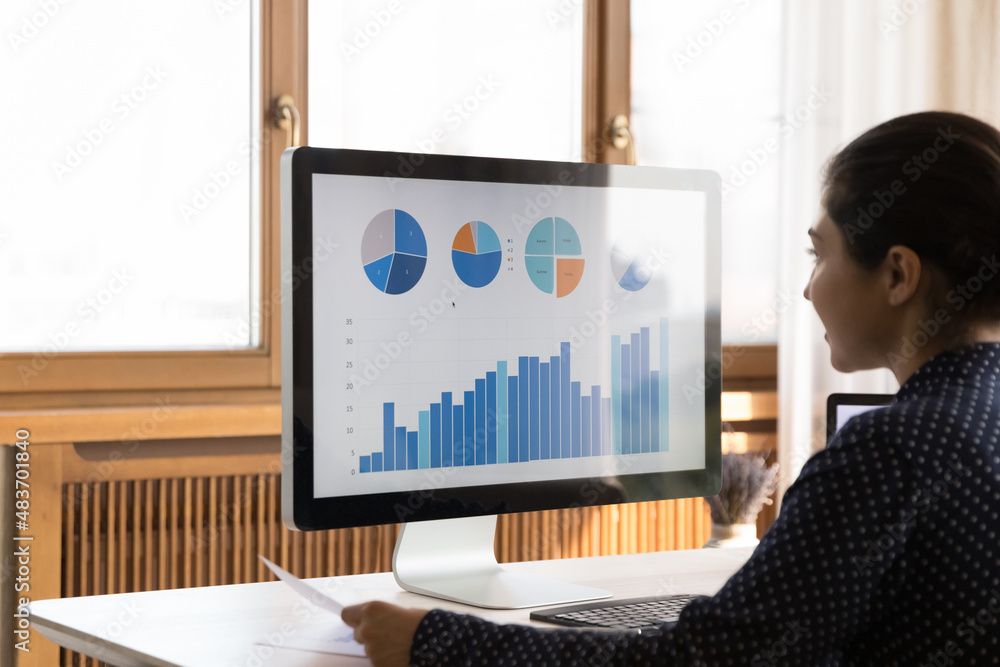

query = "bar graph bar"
[{"left": 358, "top": 319, "right": 671, "bottom": 473}]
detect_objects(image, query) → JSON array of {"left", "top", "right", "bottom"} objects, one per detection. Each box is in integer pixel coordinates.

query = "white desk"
[{"left": 30, "top": 547, "right": 754, "bottom": 667}]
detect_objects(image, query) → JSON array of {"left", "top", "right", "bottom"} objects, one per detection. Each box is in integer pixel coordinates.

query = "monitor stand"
[{"left": 392, "top": 515, "right": 612, "bottom": 609}]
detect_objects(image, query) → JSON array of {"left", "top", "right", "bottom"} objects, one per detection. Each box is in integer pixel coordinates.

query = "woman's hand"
[{"left": 342, "top": 601, "right": 428, "bottom": 667}]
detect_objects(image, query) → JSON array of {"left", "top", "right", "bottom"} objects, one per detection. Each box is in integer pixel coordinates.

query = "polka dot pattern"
[{"left": 410, "top": 343, "right": 1000, "bottom": 666}]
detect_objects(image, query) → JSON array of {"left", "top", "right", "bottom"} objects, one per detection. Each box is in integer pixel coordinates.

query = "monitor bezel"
[
  {"left": 825, "top": 392, "right": 895, "bottom": 442},
  {"left": 281, "top": 146, "right": 723, "bottom": 531}
]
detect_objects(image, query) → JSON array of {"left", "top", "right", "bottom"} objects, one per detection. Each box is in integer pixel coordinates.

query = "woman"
[{"left": 343, "top": 111, "right": 1000, "bottom": 666}]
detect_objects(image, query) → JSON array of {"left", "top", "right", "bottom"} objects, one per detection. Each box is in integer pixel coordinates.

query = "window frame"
[{"left": 2, "top": 0, "right": 307, "bottom": 406}]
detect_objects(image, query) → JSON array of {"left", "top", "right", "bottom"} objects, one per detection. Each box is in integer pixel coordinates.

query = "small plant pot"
[{"left": 703, "top": 522, "right": 759, "bottom": 549}]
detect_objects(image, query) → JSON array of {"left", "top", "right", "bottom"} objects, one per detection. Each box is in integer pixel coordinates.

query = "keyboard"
[{"left": 529, "top": 594, "right": 702, "bottom": 631}]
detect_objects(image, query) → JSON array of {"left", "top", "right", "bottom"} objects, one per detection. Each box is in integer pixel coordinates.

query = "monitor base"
[{"left": 392, "top": 515, "right": 612, "bottom": 609}]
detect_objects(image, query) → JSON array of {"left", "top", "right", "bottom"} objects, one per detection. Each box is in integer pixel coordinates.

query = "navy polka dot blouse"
[{"left": 409, "top": 343, "right": 1000, "bottom": 665}]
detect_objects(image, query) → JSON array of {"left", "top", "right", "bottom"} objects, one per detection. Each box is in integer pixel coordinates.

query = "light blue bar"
[
  {"left": 519, "top": 356, "right": 529, "bottom": 463},
  {"left": 641, "top": 327, "right": 650, "bottom": 454},
  {"left": 621, "top": 344, "right": 631, "bottom": 455},
  {"left": 497, "top": 361, "right": 508, "bottom": 463},
  {"left": 611, "top": 335, "right": 621, "bottom": 455},
  {"left": 631, "top": 333, "right": 642, "bottom": 454},
  {"left": 581, "top": 396, "right": 591, "bottom": 457},
  {"left": 418, "top": 411, "right": 430, "bottom": 469},
  {"left": 529, "top": 357, "right": 539, "bottom": 461},
  {"left": 549, "top": 355, "right": 560, "bottom": 459},
  {"left": 407, "top": 431, "right": 418, "bottom": 469},
  {"left": 561, "top": 343, "right": 571, "bottom": 458},
  {"left": 540, "top": 362, "right": 550, "bottom": 460},
  {"left": 660, "top": 318, "right": 670, "bottom": 452}
]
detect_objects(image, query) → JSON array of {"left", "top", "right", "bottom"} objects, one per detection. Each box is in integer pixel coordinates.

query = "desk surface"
[{"left": 31, "top": 547, "right": 754, "bottom": 667}]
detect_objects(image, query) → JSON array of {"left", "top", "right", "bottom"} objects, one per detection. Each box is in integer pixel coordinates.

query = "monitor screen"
[{"left": 281, "top": 147, "right": 722, "bottom": 531}]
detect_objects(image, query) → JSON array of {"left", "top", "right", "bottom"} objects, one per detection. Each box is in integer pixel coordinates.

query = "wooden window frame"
[{"left": 1, "top": 0, "right": 307, "bottom": 414}]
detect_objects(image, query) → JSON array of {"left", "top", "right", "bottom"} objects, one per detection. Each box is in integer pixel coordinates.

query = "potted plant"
[{"left": 704, "top": 451, "right": 779, "bottom": 548}]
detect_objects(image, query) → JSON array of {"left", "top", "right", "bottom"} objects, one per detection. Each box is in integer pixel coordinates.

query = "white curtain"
[{"left": 775, "top": 0, "right": 935, "bottom": 498}]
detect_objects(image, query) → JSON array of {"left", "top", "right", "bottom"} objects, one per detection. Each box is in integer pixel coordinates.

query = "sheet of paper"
[{"left": 256, "top": 555, "right": 367, "bottom": 658}]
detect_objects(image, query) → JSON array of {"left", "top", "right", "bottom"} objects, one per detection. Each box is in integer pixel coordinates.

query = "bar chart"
[{"left": 358, "top": 319, "right": 669, "bottom": 473}]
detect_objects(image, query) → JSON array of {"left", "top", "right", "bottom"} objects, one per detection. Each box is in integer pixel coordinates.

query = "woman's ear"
[{"left": 882, "top": 245, "right": 923, "bottom": 307}]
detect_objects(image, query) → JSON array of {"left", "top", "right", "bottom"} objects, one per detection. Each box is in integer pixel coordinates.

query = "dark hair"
[{"left": 822, "top": 111, "right": 1000, "bottom": 326}]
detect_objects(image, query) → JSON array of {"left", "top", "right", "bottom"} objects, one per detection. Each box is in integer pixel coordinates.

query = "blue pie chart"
[
  {"left": 361, "top": 209, "right": 427, "bottom": 295},
  {"left": 452, "top": 221, "right": 502, "bottom": 288}
]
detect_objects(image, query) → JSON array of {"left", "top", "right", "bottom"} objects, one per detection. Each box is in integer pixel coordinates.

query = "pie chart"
[
  {"left": 610, "top": 239, "right": 654, "bottom": 292},
  {"left": 524, "top": 217, "right": 584, "bottom": 298},
  {"left": 361, "top": 209, "right": 427, "bottom": 295},
  {"left": 452, "top": 221, "right": 502, "bottom": 288}
]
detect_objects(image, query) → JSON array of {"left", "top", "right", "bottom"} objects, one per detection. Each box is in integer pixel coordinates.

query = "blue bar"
[
  {"left": 430, "top": 403, "right": 441, "bottom": 468},
  {"left": 641, "top": 327, "right": 650, "bottom": 454},
  {"left": 418, "top": 411, "right": 430, "bottom": 469},
  {"left": 660, "top": 318, "right": 670, "bottom": 452},
  {"left": 442, "top": 393, "right": 453, "bottom": 467},
  {"left": 396, "top": 426, "right": 407, "bottom": 469},
  {"left": 518, "top": 357, "right": 529, "bottom": 463},
  {"left": 540, "top": 362, "right": 550, "bottom": 460},
  {"left": 452, "top": 405, "right": 463, "bottom": 467},
  {"left": 549, "top": 355, "right": 560, "bottom": 459},
  {"left": 581, "top": 396, "right": 591, "bottom": 457},
  {"left": 560, "top": 343, "right": 571, "bottom": 459},
  {"left": 464, "top": 391, "right": 476, "bottom": 466},
  {"left": 631, "top": 333, "right": 642, "bottom": 454},
  {"left": 602, "top": 397, "right": 611, "bottom": 456},
  {"left": 475, "top": 378, "right": 486, "bottom": 465},
  {"left": 372, "top": 452, "right": 383, "bottom": 472},
  {"left": 359, "top": 455, "right": 371, "bottom": 473},
  {"left": 621, "top": 344, "right": 631, "bottom": 455},
  {"left": 497, "top": 362, "right": 508, "bottom": 464},
  {"left": 487, "top": 371, "right": 497, "bottom": 464},
  {"left": 529, "top": 357, "right": 539, "bottom": 461},
  {"left": 571, "top": 381, "right": 581, "bottom": 458},
  {"left": 383, "top": 403, "right": 395, "bottom": 472},
  {"left": 407, "top": 431, "right": 418, "bottom": 470},
  {"left": 651, "top": 371, "right": 660, "bottom": 452},
  {"left": 611, "top": 335, "right": 621, "bottom": 455},
  {"left": 591, "top": 386, "right": 602, "bottom": 456},
  {"left": 508, "top": 375, "right": 519, "bottom": 463}
]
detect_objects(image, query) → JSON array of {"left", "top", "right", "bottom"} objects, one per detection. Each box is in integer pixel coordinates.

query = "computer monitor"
[
  {"left": 280, "top": 147, "right": 722, "bottom": 609},
  {"left": 825, "top": 393, "right": 895, "bottom": 441}
]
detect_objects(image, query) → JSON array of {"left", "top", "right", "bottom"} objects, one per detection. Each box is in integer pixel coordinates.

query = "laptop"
[{"left": 825, "top": 393, "right": 895, "bottom": 441}]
